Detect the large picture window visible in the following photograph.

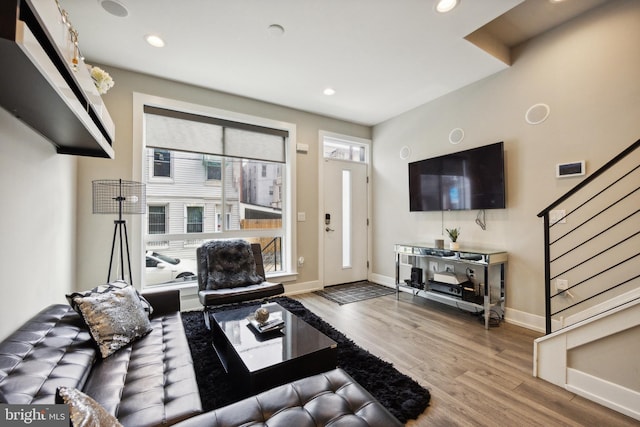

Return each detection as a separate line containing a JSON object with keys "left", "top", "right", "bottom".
{"left": 141, "top": 104, "right": 292, "bottom": 287}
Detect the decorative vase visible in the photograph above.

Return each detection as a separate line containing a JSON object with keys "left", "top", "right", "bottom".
{"left": 449, "top": 242, "right": 459, "bottom": 250}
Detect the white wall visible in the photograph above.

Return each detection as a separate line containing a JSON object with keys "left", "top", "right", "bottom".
{"left": 371, "top": 0, "right": 640, "bottom": 329}
{"left": 0, "top": 108, "right": 77, "bottom": 340}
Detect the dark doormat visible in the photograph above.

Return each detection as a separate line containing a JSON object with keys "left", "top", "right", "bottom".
{"left": 314, "top": 281, "right": 395, "bottom": 305}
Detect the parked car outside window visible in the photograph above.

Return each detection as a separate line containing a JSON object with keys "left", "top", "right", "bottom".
{"left": 145, "top": 251, "right": 197, "bottom": 285}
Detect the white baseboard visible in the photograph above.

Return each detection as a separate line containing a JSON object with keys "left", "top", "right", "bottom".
{"left": 567, "top": 368, "right": 640, "bottom": 421}
{"left": 284, "top": 280, "right": 322, "bottom": 295}
{"left": 371, "top": 273, "right": 542, "bottom": 332}
{"left": 504, "top": 307, "right": 545, "bottom": 333}
{"left": 369, "top": 273, "right": 395, "bottom": 287}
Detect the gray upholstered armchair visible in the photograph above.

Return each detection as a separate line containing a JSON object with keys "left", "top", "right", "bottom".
{"left": 197, "top": 239, "right": 284, "bottom": 322}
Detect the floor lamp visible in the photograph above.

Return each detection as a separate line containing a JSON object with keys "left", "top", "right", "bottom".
{"left": 92, "top": 179, "right": 146, "bottom": 286}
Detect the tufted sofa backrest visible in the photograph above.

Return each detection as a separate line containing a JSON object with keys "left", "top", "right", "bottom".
{"left": 0, "top": 305, "right": 96, "bottom": 404}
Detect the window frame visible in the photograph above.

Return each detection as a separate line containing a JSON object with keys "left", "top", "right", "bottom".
{"left": 184, "top": 204, "right": 204, "bottom": 233}
{"left": 133, "top": 93, "right": 298, "bottom": 289}
{"left": 204, "top": 155, "right": 222, "bottom": 181}
{"left": 147, "top": 149, "right": 174, "bottom": 184}
{"left": 148, "top": 204, "right": 167, "bottom": 234}
{"left": 152, "top": 148, "right": 172, "bottom": 177}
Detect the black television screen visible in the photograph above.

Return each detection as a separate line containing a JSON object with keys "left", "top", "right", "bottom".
{"left": 409, "top": 142, "right": 506, "bottom": 211}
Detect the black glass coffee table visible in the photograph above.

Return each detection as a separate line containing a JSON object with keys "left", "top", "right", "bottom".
{"left": 209, "top": 302, "right": 337, "bottom": 394}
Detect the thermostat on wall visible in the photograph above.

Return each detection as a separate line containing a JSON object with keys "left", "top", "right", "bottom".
{"left": 556, "top": 161, "right": 585, "bottom": 178}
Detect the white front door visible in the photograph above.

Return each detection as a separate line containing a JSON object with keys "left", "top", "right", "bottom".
{"left": 323, "top": 159, "right": 368, "bottom": 286}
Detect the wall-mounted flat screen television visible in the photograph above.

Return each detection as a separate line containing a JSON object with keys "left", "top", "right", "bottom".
{"left": 409, "top": 141, "right": 506, "bottom": 211}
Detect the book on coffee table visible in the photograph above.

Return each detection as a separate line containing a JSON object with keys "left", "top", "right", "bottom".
{"left": 248, "top": 317, "right": 285, "bottom": 333}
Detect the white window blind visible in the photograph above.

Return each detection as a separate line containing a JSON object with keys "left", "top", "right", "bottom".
{"left": 224, "top": 128, "right": 285, "bottom": 163}
{"left": 145, "top": 114, "right": 223, "bottom": 155}
{"left": 144, "top": 106, "right": 286, "bottom": 163}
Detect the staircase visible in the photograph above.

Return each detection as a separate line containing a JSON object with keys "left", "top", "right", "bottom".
{"left": 534, "top": 138, "right": 640, "bottom": 421}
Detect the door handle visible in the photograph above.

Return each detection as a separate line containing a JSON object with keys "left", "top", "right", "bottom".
{"left": 325, "top": 227, "right": 335, "bottom": 232}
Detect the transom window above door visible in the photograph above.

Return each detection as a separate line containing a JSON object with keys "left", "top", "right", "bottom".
{"left": 323, "top": 137, "right": 368, "bottom": 163}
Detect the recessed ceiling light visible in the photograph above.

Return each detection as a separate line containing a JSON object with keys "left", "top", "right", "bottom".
{"left": 323, "top": 88, "right": 336, "bottom": 96}
{"left": 549, "top": 0, "right": 567, "bottom": 3}
{"left": 435, "top": 0, "right": 459, "bottom": 13}
{"left": 145, "top": 34, "right": 165, "bottom": 48}
{"left": 268, "top": 24, "right": 285, "bottom": 37}
{"left": 98, "top": 0, "right": 129, "bottom": 18}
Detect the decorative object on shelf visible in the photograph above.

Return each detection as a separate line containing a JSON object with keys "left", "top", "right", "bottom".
{"left": 434, "top": 238, "right": 444, "bottom": 249}
{"left": 88, "top": 65, "right": 115, "bottom": 94}
{"left": 92, "top": 179, "right": 146, "bottom": 285}
{"left": 56, "top": 0, "right": 114, "bottom": 94}
{"left": 55, "top": 0, "right": 82, "bottom": 70}
{"left": 254, "top": 307, "right": 270, "bottom": 324}
{"left": 445, "top": 227, "right": 460, "bottom": 250}
{"left": 70, "top": 27, "right": 80, "bottom": 70}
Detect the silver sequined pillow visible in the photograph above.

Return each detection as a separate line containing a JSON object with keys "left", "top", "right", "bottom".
{"left": 72, "top": 285, "right": 152, "bottom": 358}
{"left": 56, "top": 386, "right": 123, "bottom": 427}
{"left": 67, "top": 280, "right": 153, "bottom": 316}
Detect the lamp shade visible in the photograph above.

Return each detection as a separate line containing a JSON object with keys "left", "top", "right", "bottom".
{"left": 92, "top": 179, "right": 146, "bottom": 215}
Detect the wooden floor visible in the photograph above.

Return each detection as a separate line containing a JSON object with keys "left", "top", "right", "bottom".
{"left": 292, "top": 291, "right": 639, "bottom": 427}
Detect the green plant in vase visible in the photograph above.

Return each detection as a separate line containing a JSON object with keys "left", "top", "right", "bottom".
{"left": 446, "top": 227, "right": 460, "bottom": 250}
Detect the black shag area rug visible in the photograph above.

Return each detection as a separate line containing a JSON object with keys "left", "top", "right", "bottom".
{"left": 181, "top": 296, "right": 430, "bottom": 424}
{"left": 314, "top": 281, "right": 396, "bottom": 305}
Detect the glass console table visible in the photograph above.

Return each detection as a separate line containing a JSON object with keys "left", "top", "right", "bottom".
{"left": 394, "top": 243, "right": 507, "bottom": 329}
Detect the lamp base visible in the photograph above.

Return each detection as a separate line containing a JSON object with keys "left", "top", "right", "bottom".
{"left": 108, "top": 219, "right": 133, "bottom": 285}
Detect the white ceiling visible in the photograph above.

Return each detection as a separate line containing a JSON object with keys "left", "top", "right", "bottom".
{"left": 59, "top": 0, "right": 608, "bottom": 126}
